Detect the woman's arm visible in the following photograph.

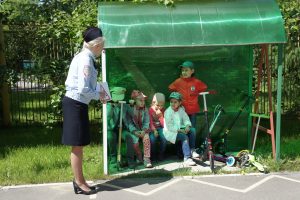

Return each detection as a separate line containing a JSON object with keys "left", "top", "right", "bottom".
{"left": 77, "top": 56, "right": 100, "bottom": 100}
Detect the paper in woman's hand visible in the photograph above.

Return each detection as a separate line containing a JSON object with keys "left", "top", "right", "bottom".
{"left": 96, "top": 82, "right": 111, "bottom": 101}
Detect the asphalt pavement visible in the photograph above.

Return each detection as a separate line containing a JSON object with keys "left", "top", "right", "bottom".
{"left": 1, "top": 172, "right": 300, "bottom": 200}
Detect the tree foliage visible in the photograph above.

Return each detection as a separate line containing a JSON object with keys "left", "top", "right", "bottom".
{"left": 0, "top": 0, "right": 177, "bottom": 85}
{"left": 278, "top": 0, "right": 300, "bottom": 47}
{"left": 278, "top": 0, "right": 300, "bottom": 113}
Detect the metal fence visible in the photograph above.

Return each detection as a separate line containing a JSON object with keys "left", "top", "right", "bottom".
{"left": 10, "top": 72, "right": 102, "bottom": 126}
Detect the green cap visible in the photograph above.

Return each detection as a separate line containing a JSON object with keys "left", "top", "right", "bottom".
{"left": 110, "top": 87, "right": 126, "bottom": 102}
{"left": 169, "top": 92, "right": 182, "bottom": 100}
{"left": 179, "top": 61, "right": 194, "bottom": 69}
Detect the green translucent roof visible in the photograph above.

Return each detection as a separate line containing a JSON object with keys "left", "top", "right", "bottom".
{"left": 98, "top": 0, "right": 286, "bottom": 48}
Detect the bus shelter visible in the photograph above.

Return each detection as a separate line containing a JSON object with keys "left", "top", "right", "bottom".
{"left": 98, "top": 0, "right": 286, "bottom": 175}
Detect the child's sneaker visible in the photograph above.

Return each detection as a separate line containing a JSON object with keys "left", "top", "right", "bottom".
{"left": 184, "top": 158, "right": 196, "bottom": 166}
{"left": 192, "top": 150, "right": 200, "bottom": 158}
{"left": 144, "top": 158, "right": 153, "bottom": 168}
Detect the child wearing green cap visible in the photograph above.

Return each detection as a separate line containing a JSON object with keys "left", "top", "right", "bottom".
{"left": 169, "top": 61, "right": 207, "bottom": 128}
{"left": 163, "top": 92, "right": 200, "bottom": 166}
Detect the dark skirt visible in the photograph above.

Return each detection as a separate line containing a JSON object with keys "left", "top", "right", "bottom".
{"left": 62, "top": 96, "right": 90, "bottom": 146}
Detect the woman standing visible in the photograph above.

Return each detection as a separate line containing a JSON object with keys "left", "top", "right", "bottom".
{"left": 62, "top": 27, "right": 105, "bottom": 195}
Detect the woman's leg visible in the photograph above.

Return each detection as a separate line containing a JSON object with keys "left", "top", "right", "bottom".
{"left": 71, "top": 146, "right": 90, "bottom": 191}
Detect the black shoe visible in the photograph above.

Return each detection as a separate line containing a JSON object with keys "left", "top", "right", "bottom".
{"left": 73, "top": 180, "right": 97, "bottom": 195}
{"left": 89, "top": 186, "right": 96, "bottom": 190}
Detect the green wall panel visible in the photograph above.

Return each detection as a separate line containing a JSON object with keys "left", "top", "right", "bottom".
{"left": 106, "top": 45, "right": 251, "bottom": 153}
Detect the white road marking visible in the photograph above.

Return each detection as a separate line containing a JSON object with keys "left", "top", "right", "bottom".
{"left": 187, "top": 175, "right": 300, "bottom": 193}
{"left": 241, "top": 175, "right": 275, "bottom": 193}
{"left": 102, "top": 178, "right": 181, "bottom": 196}
{"left": 1, "top": 181, "right": 94, "bottom": 190}
{"left": 144, "top": 178, "right": 181, "bottom": 196}
{"left": 1, "top": 173, "right": 300, "bottom": 197}
{"left": 102, "top": 183, "right": 148, "bottom": 196}
{"left": 1, "top": 182, "right": 71, "bottom": 190}
{"left": 101, "top": 174, "right": 300, "bottom": 196}
{"left": 274, "top": 175, "right": 300, "bottom": 183}
{"left": 89, "top": 194, "right": 97, "bottom": 199}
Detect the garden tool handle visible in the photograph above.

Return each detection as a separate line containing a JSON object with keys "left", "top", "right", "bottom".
{"left": 117, "top": 101, "right": 126, "bottom": 162}
{"left": 118, "top": 101, "right": 126, "bottom": 128}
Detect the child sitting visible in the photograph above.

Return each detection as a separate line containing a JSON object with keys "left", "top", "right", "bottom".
{"left": 149, "top": 93, "right": 167, "bottom": 161}
{"left": 106, "top": 87, "right": 129, "bottom": 170}
{"left": 126, "top": 90, "right": 153, "bottom": 168}
{"left": 163, "top": 92, "right": 200, "bottom": 166}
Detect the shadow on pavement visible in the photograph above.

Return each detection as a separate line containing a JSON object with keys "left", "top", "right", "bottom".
{"left": 92, "top": 168, "right": 180, "bottom": 193}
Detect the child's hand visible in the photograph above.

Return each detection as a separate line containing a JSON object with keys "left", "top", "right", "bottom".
{"left": 139, "top": 131, "right": 145, "bottom": 138}
{"left": 134, "top": 131, "right": 142, "bottom": 138}
{"left": 185, "top": 126, "right": 190, "bottom": 134}
{"left": 155, "top": 109, "right": 163, "bottom": 117}
{"left": 177, "top": 129, "right": 184, "bottom": 133}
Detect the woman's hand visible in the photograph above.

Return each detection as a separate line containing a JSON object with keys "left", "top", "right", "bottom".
{"left": 99, "top": 91, "right": 107, "bottom": 104}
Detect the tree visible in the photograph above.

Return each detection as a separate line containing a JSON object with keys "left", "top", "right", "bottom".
{"left": 278, "top": 0, "right": 300, "bottom": 113}
{"left": 0, "top": 20, "right": 11, "bottom": 126}
{"left": 0, "top": 0, "right": 41, "bottom": 126}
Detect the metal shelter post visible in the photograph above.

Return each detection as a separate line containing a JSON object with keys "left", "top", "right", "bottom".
{"left": 101, "top": 49, "right": 108, "bottom": 175}
{"left": 276, "top": 44, "right": 284, "bottom": 161}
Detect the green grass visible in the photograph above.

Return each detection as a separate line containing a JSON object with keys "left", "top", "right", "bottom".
{"left": 0, "top": 125, "right": 104, "bottom": 185}
{"left": 0, "top": 116, "right": 299, "bottom": 186}
{"left": 253, "top": 115, "right": 300, "bottom": 172}
{"left": 253, "top": 136, "right": 300, "bottom": 172}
